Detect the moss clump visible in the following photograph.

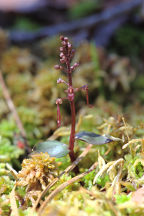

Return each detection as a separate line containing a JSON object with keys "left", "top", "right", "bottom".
{"left": 0, "top": 176, "right": 15, "bottom": 215}
{"left": 16, "top": 153, "right": 61, "bottom": 206}
{"left": 0, "top": 136, "right": 24, "bottom": 164}
{"left": 17, "top": 153, "right": 60, "bottom": 191}
{"left": 32, "top": 68, "right": 66, "bottom": 134}
{"left": 1, "top": 47, "right": 37, "bottom": 75}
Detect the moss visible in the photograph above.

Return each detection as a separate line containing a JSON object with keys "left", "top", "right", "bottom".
{"left": 0, "top": 34, "right": 144, "bottom": 215}
{"left": 1, "top": 47, "right": 37, "bottom": 74}
{"left": 115, "top": 194, "right": 131, "bottom": 204}
{"left": 0, "top": 174, "right": 15, "bottom": 215}
{"left": 96, "top": 174, "right": 110, "bottom": 188}
{"left": 0, "top": 137, "right": 23, "bottom": 163}
{"left": 0, "top": 119, "right": 18, "bottom": 138}
{"left": 17, "top": 153, "right": 60, "bottom": 190}
{"left": 82, "top": 170, "right": 95, "bottom": 189}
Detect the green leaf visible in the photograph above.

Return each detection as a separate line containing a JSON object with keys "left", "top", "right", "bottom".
{"left": 75, "top": 131, "right": 112, "bottom": 145}
{"left": 33, "top": 140, "right": 69, "bottom": 158}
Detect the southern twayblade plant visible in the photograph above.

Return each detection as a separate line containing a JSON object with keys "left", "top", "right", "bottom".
{"left": 54, "top": 36, "right": 90, "bottom": 162}
{"left": 34, "top": 36, "right": 114, "bottom": 161}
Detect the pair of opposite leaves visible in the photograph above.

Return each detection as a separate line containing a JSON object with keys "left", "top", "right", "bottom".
{"left": 33, "top": 131, "right": 121, "bottom": 158}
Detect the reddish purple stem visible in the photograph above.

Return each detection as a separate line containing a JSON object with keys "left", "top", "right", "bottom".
{"left": 69, "top": 100, "right": 76, "bottom": 162}
{"left": 57, "top": 103, "right": 61, "bottom": 127}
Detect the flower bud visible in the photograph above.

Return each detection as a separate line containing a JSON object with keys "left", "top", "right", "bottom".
{"left": 74, "top": 63, "right": 79, "bottom": 67}
{"left": 60, "top": 52, "right": 64, "bottom": 58}
{"left": 60, "top": 58, "right": 65, "bottom": 64}
{"left": 57, "top": 78, "right": 64, "bottom": 84}
{"left": 54, "top": 65, "right": 60, "bottom": 70}
{"left": 62, "top": 41, "right": 66, "bottom": 46}
{"left": 71, "top": 49, "right": 75, "bottom": 54}
{"left": 60, "top": 35, "right": 64, "bottom": 41}
{"left": 60, "top": 47, "right": 63, "bottom": 52}
{"left": 56, "top": 98, "right": 62, "bottom": 104}
{"left": 68, "top": 43, "right": 72, "bottom": 49}
{"left": 64, "top": 37, "right": 68, "bottom": 42}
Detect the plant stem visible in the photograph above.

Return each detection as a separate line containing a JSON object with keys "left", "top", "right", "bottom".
{"left": 56, "top": 36, "right": 80, "bottom": 164}
{"left": 69, "top": 100, "right": 76, "bottom": 162}
{"left": 66, "top": 59, "right": 76, "bottom": 162}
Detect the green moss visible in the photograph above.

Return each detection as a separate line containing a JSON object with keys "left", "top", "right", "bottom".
{"left": 96, "top": 174, "right": 110, "bottom": 187}
{"left": 0, "top": 176, "right": 15, "bottom": 215}
{"left": 115, "top": 194, "right": 131, "bottom": 204}
{"left": 0, "top": 137, "right": 23, "bottom": 162}
{"left": 134, "top": 161, "right": 144, "bottom": 178}
{"left": 0, "top": 34, "right": 144, "bottom": 215}
{"left": 55, "top": 155, "right": 71, "bottom": 170}
{"left": 12, "top": 208, "right": 38, "bottom": 216}
{"left": 0, "top": 176, "right": 14, "bottom": 194}
{"left": 82, "top": 170, "right": 95, "bottom": 189}
{"left": 0, "top": 120, "right": 18, "bottom": 138}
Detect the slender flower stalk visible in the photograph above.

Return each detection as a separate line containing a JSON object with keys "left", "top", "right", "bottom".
{"left": 55, "top": 36, "right": 90, "bottom": 163}
{"left": 56, "top": 98, "right": 62, "bottom": 128}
